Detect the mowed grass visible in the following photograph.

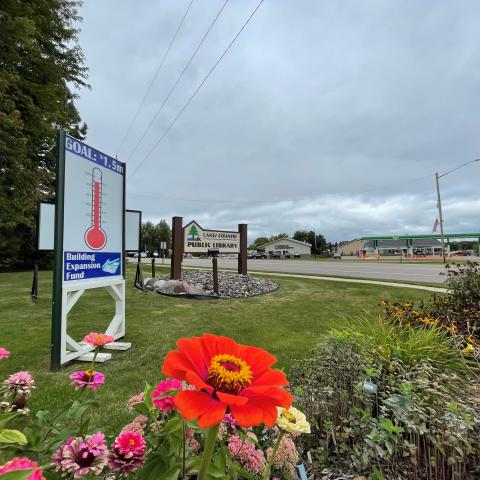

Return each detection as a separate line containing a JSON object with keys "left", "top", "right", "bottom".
{"left": 0, "top": 265, "right": 431, "bottom": 433}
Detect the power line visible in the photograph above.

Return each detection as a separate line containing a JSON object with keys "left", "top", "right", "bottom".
{"left": 355, "top": 173, "right": 433, "bottom": 195}
{"left": 115, "top": 0, "right": 195, "bottom": 156}
{"left": 127, "top": 171, "right": 434, "bottom": 205}
{"left": 128, "top": 0, "right": 265, "bottom": 179}
{"left": 126, "top": 0, "right": 230, "bottom": 163}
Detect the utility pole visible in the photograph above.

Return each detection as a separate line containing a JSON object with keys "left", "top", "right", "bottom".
{"left": 435, "top": 172, "right": 446, "bottom": 263}
{"left": 434, "top": 158, "right": 480, "bottom": 264}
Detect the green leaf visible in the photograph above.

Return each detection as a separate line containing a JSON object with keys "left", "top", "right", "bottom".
{"left": 157, "top": 465, "right": 181, "bottom": 480}
{"left": 161, "top": 415, "right": 182, "bottom": 435}
{"left": 206, "top": 463, "right": 227, "bottom": 478}
{"left": 0, "top": 429, "right": 28, "bottom": 445}
{"left": 0, "top": 412, "right": 19, "bottom": 429}
{"left": 0, "top": 469, "right": 36, "bottom": 480}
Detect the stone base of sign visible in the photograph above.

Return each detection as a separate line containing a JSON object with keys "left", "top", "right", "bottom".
{"left": 76, "top": 352, "right": 112, "bottom": 363}
{"left": 144, "top": 271, "right": 278, "bottom": 299}
{"left": 103, "top": 342, "right": 132, "bottom": 351}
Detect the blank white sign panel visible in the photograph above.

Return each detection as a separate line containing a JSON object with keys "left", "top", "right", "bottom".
{"left": 38, "top": 203, "right": 55, "bottom": 251}
{"left": 125, "top": 210, "right": 141, "bottom": 251}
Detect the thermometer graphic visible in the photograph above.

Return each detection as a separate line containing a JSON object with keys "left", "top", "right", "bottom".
{"left": 84, "top": 167, "right": 107, "bottom": 250}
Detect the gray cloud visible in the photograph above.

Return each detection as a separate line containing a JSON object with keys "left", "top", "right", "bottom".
{"left": 75, "top": 0, "right": 480, "bottom": 241}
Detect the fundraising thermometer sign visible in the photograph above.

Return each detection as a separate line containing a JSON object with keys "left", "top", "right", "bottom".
{"left": 62, "top": 135, "right": 125, "bottom": 283}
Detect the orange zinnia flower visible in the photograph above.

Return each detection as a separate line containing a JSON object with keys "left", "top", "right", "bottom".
{"left": 162, "top": 334, "right": 292, "bottom": 429}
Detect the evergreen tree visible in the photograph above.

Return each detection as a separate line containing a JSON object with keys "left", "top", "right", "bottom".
{"left": 0, "top": 0, "right": 88, "bottom": 266}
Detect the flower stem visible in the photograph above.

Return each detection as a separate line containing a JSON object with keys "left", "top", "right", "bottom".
{"left": 90, "top": 348, "right": 98, "bottom": 371}
{"left": 198, "top": 423, "right": 220, "bottom": 480}
{"left": 182, "top": 420, "right": 186, "bottom": 478}
{"left": 264, "top": 431, "right": 285, "bottom": 480}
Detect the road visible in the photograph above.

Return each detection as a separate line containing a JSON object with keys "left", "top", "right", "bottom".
{"left": 139, "top": 257, "right": 449, "bottom": 284}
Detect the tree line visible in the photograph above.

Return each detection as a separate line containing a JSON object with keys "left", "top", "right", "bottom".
{"left": 140, "top": 220, "right": 171, "bottom": 256}
{"left": 1, "top": 0, "right": 88, "bottom": 266}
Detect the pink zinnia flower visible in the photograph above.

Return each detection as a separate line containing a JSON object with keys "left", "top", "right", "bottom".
{"left": 69, "top": 370, "right": 105, "bottom": 391}
{"left": 108, "top": 432, "right": 146, "bottom": 475}
{"left": 0, "top": 347, "right": 10, "bottom": 360}
{"left": 3, "top": 371, "right": 35, "bottom": 397}
{"left": 83, "top": 332, "right": 114, "bottom": 347}
{"left": 151, "top": 379, "right": 182, "bottom": 411}
{"left": 0, "top": 457, "right": 45, "bottom": 480}
{"left": 52, "top": 432, "right": 108, "bottom": 477}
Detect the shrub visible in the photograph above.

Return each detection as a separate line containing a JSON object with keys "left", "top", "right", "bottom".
{"left": 444, "top": 261, "right": 480, "bottom": 307}
{"left": 290, "top": 317, "right": 480, "bottom": 480}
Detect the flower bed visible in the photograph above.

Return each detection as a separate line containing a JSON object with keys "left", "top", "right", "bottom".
{"left": 0, "top": 333, "right": 310, "bottom": 479}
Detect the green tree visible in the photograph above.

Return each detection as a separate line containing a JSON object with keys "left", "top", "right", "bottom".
{"left": 0, "top": 0, "right": 88, "bottom": 266}
{"left": 293, "top": 230, "right": 310, "bottom": 243}
{"left": 249, "top": 237, "right": 270, "bottom": 250}
{"left": 293, "top": 230, "right": 327, "bottom": 255}
{"left": 141, "top": 221, "right": 155, "bottom": 254}
{"left": 270, "top": 233, "right": 288, "bottom": 241}
{"left": 156, "top": 219, "right": 171, "bottom": 251}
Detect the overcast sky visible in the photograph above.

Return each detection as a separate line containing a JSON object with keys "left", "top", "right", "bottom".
{"left": 75, "top": 0, "right": 480, "bottom": 242}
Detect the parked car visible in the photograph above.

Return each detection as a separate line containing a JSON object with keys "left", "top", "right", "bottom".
{"left": 449, "top": 250, "right": 470, "bottom": 257}
{"left": 294, "top": 253, "right": 301, "bottom": 258}
{"left": 333, "top": 253, "right": 342, "bottom": 260}
{"left": 133, "top": 252, "right": 147, "bottom": 258}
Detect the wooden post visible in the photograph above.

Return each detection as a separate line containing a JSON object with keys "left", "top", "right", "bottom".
{"left": 238, "top": 223, "right": 247, "bottom": 275}
{"left": 151, "top": 257, "right": 155, "bottom": 277}
{"left": 171, "top": 216, "right": 183, "bottom": 280}
{"left": 31, "top": 261, "right": 39, "bottom": 303}
{"left": 134, "top": 256, "right": 145, "bottom": 291}
{"left": 212, "top": 257, "right": 219, "bottom": 295}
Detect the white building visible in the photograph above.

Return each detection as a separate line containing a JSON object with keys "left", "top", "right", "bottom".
{"left": 257, "top": 238, "right": 311, "bottom": 257}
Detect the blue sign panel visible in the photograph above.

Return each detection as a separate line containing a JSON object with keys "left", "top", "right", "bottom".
{"left": 64, "top": 252, "right": 122, "bottom": 281}
{"left": 62, "top": 134, "right": 124, "bottom": 284}
{"left": 65, "top": 135, "right": 124, "bottom": 175}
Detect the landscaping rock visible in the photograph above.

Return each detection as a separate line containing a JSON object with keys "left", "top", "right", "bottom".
{"left": 145, "top": 271, "right": 278, "bottom": 299}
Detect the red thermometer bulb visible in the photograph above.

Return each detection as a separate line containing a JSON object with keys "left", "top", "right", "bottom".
{"left": 84, "top": 168, "right": 107, "bottom": 250}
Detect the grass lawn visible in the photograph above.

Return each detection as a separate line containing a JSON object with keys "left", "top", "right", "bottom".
{"left": 0, "top": 264, "right": 432, "bottom": 433}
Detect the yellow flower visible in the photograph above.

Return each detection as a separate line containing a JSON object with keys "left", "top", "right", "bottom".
{"left": 463, "top": 344, "right": 475, "bottom": 356}
{"left": 276, "top": 406, "right": 311, "bottom": 434}
{"left": 444, "top": 324, "right": 458, "bottom": 334}
{"left": 420, "top": 317, "right": 434, "bottom": 325}
{"left": 466, "top": 335, "right": 477, "bottom": 345}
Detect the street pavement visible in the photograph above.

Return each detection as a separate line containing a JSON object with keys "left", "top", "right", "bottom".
{"left": 139, "top": 257, "right": 451, "bottom": 284}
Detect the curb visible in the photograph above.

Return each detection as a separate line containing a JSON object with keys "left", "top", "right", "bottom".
{"left": 179, "top": 266, "right": 448, "bottom": 293}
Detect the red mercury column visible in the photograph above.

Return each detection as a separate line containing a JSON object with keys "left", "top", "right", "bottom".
{"left": 84, "top": 167, "right": 107, "bottom": 250}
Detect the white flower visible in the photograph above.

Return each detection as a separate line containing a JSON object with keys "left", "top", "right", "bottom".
{"left": 276, "top": 406, "right": 310, "bottom": 434}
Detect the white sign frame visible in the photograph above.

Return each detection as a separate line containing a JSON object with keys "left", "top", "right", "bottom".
{"left": 51, "top": 131, "right": 127, "bottom": 370}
